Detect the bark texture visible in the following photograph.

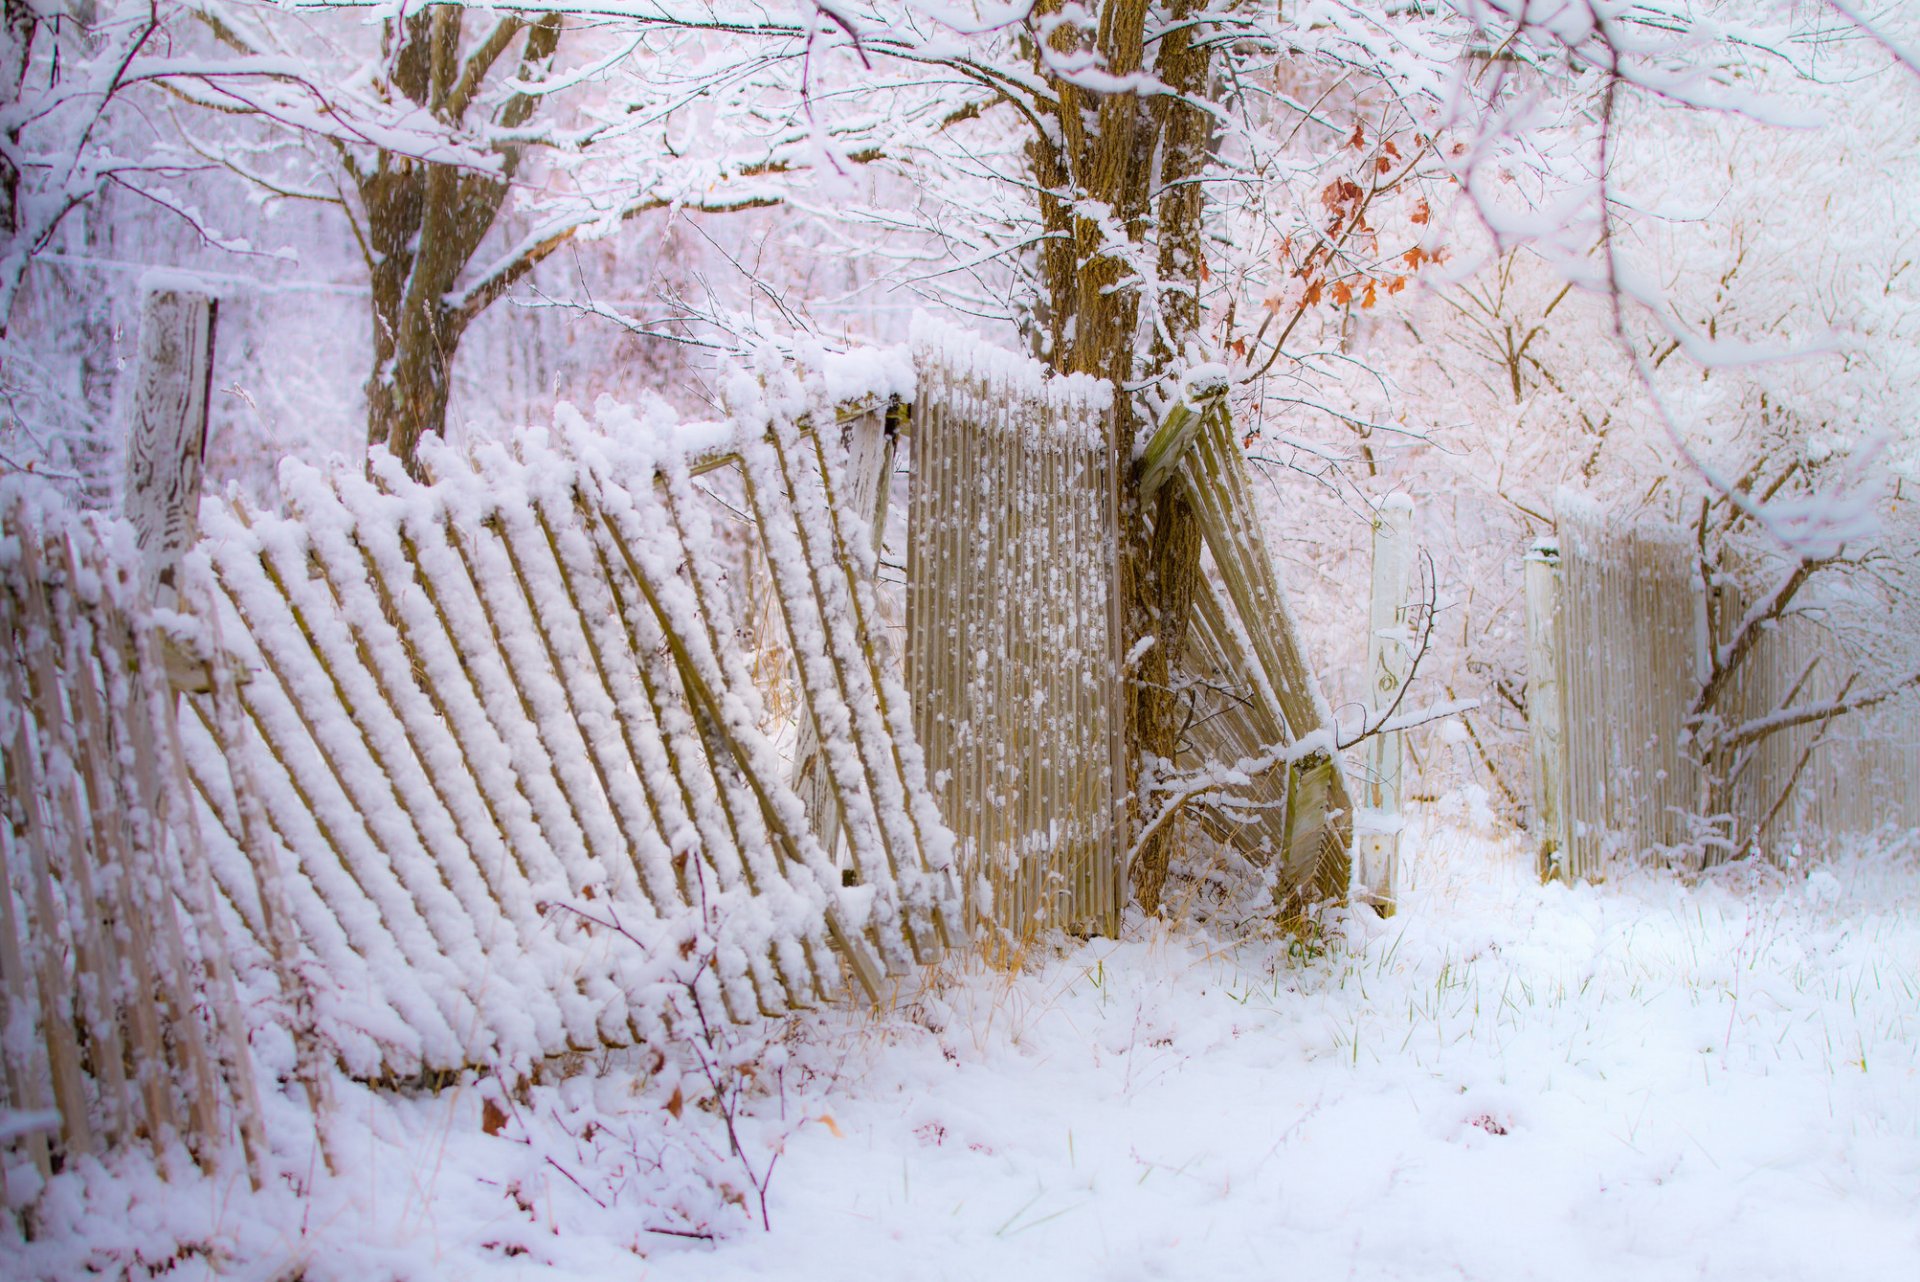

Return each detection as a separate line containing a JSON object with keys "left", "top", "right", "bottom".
{"left": 1026, "top": 0, "right": 1217, "bottom": 913}
{"left": 353, "top": 12, "right": 560, "bottom": 472}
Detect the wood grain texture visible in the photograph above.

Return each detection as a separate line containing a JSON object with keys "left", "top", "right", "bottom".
{"left": 123, "top": 289, "right": 216, "bottom": 601}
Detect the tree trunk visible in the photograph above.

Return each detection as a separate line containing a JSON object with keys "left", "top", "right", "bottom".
{"left": 357, "top": 12, "right": 558, "bottom": 474}
{"left": 1024, "top": 0, "right": 1219, "bottom": 914}
{"left": 0, "top": 0, "right": 32, "bottom": 254}
{"left": 1125, "top": 0, "right": 1214, "bottom": 912}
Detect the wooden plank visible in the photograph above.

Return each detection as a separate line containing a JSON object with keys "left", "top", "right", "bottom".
{"left": 0, "top": 579, "right": 54, "bottom": 1182}
{"left": 124, "top": 287, "right": 216, "bottom": 602}
{"left": 1524, "top": 540, "right": 1569, "bottom": 880}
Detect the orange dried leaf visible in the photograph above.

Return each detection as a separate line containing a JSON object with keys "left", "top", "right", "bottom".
{"left": 1349, "top": 123, "right": 1366, "bottom": 150}
{"left": 482, "top": 1099, "right": 508, "bottom": 1136}
{"left": 1331, "top": 280, "right": 1353, "bottom": 306}
{"left": 1410, "top": 198, "right": 1430, "bottom": 226}
{"left": 666, "top": 1087, "right": 685, "bottom": 1119}
{"left": 1361, "top": 281, "right": 1378, "bottom": 309}
{"left": 818, "top": 1114, "right": 845, "bottom": 1138}
{"left": 1304, "top": 280, "right": 1323, "bottom": 306}
{"left": 1376, "top": 155, "right": 1392, "bottom": 175}
{"left": 1404, "top": 246, "right": 1426, "bottom": 269}
{"left": 1387, "top": 276, "right": 1407, "bottom": 295}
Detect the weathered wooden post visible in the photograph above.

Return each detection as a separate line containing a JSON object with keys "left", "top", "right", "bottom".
{"left": 1355, "top": 494, "right": 1413, "bottom": 913}
{"left": 123, "top": 283, "right": 217, "bottom": 604}
{"left": 1524, "top": 538, "right": 1568, "bottom": 880}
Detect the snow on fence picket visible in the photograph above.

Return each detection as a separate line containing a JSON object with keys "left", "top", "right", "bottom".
{"left": 906, "top": 327, "right": 1128, "bottom": 937}
{"left": 0, "top": 502, "right": 267, "bottom": 1194}
{"left": 172, "top": 378, "right": 962, "bottom": 1083}
{"left": 1529, "top": 501, "right": 1920, "bottom": 878}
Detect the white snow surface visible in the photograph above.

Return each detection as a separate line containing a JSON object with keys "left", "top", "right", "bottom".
{"left": 8, "top": 802, "right": 1920, "bottom": 1280}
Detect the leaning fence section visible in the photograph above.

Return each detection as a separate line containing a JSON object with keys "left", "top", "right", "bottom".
{"left": 1140, "top": 390, "right": 1356, "bottom": 908}
{"left": 176, "top": 391, "right": 960, "bottom": 1083}
{"left": 906, "top": 328, "right": 1127, "bottom": 937}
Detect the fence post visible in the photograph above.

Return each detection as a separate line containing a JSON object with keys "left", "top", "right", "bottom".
{"left": 1524, "top": 538, "right": 1568, "bottom": 880}
{"left": 1355, "top": 494, "right": 1413, "bottom": 913}
{"left": 123, "top": 284, "right": 217, "bottom": 604}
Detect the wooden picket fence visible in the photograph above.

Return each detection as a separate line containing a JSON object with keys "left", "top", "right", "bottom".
{"left": 903, "top": 328, "right": 1354, "bottom": 932}
{"left": 1528, "top": 500, "right": 1920, "bottom": 878}
{"left": 180, "top": 390, "right": 962, "bottom": 1084}
{"left": 0, "top": 501, "right": 267, "bottom": 1192}
{"left": 907, "top": 335, "right": 1128, "bottom": 936}
{"left": 1, "top": 317, "right": 1357, "bottom": 1205}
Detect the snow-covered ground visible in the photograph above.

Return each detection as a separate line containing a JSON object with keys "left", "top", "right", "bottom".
{"left": 10, "top": 801, "right": 1920, "bottom": 1280}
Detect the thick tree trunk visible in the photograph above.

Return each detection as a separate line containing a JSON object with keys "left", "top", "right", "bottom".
{"left": 1026, "top": 0, "right": 1219, "bottom": 916}
{"left": 357, "top": 12, "right": 558, "bottom": 474}
{"left": 1125, "top": 0, "right": 1214, "bottom": 912}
